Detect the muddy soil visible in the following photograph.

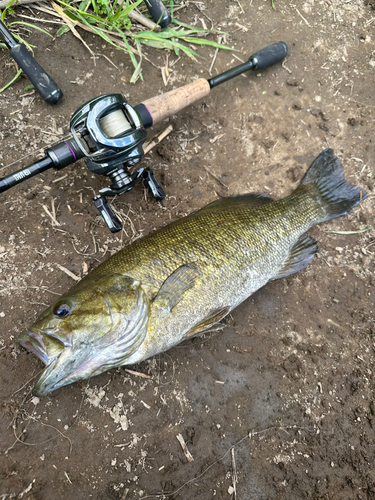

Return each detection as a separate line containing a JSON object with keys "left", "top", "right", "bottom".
{"left": 0, "top": 1, "right": 374, "bottom": 499}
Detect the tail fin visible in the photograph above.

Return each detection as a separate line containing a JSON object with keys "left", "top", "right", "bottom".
{"left": 298, "top": 149, "right": 367, "bottom": 223}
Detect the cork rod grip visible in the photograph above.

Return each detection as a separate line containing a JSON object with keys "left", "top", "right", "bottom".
{"left": 140, "top": 78, "right": 211, "bottom": 126}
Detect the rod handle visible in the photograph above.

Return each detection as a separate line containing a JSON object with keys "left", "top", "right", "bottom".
{"left": 139, "top": 78, "right": 210, "bottom": 127}
{"left": 9, "top": 43, "right": 63, "bottom": 104}
{"left": 249, "top": 41, "right": 288, "bottom": 70}
{"left": 143, "top": 0, "right": 171, "bottom": 28}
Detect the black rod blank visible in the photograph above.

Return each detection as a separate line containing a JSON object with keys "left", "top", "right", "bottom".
{"left": 208, "top": 41, "right": 289, "bottom": 89}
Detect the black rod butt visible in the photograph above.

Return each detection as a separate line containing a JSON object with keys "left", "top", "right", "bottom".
{"left": 249, "top": 41, "right": 289, "bottom": 70}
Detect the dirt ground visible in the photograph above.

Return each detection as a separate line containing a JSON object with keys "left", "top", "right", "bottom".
{"left": 0, "top": 1, "right": 374, "bottom": 499}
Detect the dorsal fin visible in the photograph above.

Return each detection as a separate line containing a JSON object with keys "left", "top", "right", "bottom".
{"left": 272, "top": 233, "right": 318, "bottom": 281}
{"left": 193, "top": 194, "right": 273, "bottom": 215}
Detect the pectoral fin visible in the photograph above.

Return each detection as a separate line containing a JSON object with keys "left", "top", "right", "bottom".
{"left": 272, "top": 233, "right": 318, "bottom": 281}
{"left": 185, "top": 306, "right": 231, "bottom": 338}
{"left": 154, "top": 263, "right": 201, "bottom": 312}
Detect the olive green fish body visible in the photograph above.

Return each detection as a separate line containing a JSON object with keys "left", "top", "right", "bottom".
{"left": 19, "top": 149, "right": 367, "bottom": 396}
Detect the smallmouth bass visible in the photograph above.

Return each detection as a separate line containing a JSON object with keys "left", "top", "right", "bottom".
{"left": 19, "top": 149, "right": 367, "bottom": 396}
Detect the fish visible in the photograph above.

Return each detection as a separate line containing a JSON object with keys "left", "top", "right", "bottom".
{"left": 19, "top": 149, "right": 367, "bottom": 396}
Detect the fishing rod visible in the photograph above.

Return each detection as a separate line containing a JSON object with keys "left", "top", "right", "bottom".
{"left": 0, "top": 19, "right": 63, "bottom": 104}
{"left": 143, "top": 0, "right": 171, "bottom": 28}
{"left": 0, "top": 41, "right": 288, "bottom": 232}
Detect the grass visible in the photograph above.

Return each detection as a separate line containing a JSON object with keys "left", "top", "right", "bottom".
{"left": 327, "top": 226, "right": 373, "bottom": 235}
{"left": 1, "top": 0, "right": 234, "bottom": 85}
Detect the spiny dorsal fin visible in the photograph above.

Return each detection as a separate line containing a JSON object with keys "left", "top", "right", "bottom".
{"left": 153, "top": 263, "right": 201, "bottom": 312}
{"left": 272, "top": 233, "right": 318, "bottom": 281}
{"left": 185, "top": 306, "right": 231, "bottom": 338}
{"left": 194, "top": 194, "right": 273, "bottom": 215}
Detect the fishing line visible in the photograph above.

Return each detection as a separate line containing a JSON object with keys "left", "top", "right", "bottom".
{"left": 0, "top": 134, "right": 72, "bottom": 173}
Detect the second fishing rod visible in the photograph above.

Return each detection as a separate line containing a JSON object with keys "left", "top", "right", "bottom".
{"left": 0, "top": 41, "right": 289, "bottom": 232}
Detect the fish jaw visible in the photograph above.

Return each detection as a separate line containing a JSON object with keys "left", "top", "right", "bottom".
{"left": 32, "top": 347, "right": 82, "bottom": 396}
{"left": 31, "top": 344, "right": 110, "bottom": 397}
{"left": 19, "top": 329, "right": 66, "bottom": 366}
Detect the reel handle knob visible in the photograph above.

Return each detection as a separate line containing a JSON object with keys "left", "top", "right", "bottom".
{"left": 143, "top": 168, "right": 165, "bottom": 201}
{"left": 94, "top": 195, "right": 122, "bottom": 233}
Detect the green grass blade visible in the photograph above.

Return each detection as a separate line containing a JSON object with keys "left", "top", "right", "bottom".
{"left": 0, "top": 68, "right": 22, "bottom": 93}
{"left": 171, "top": 18, "right": 210, "bottom": 32}
{"left": 57, "top": 25, "right": 70, "bottom": 36}
{"left": 122, "top": 0, "right": 143, "bottom": 16}
{"left": 140, "top": 38, "right": 173, "bottom": 50}
{"left": 90, "top": 0, "right": 99, "bottom": 16}
{"left": 114, "top": 26, "right": 138, "bottom": 68}
{"left": 130, "top": 39, "right": 143, "bottom": 83}
{"left": 9, "top": 21, "right": 54, "bottom": 38}
{"left": 78, "top": 0, "right": 91, "bottom": 11}
{"left": 179, "top": 36, "right": 233, "bottom": 50}
{"left": 138, "top": 27, "right": 208, "bottom": 39}
{"left": 134, "top": 32, "right": 199, "bottom": 58}
{"left": 327, "top": 226, "right": 373, "bottom": 235}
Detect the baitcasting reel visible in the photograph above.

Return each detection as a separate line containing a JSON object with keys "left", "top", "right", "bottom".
{"left": 68, "top": 93, "right": 165, "bottom": 232}
{"left": 1, "top": 92, "right": 166, "bottom": 232}
{"left": 0, "top": 42, "right": 289, "bottom": 232}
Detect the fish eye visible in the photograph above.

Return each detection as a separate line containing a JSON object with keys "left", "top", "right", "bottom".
{"left": 53, "top": 303, "right": 71, "bottom": 318}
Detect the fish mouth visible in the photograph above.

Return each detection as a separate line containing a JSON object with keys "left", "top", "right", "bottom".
{"left": 31, "top": 352, "right": 72, "bottom": 397}
{"left": 31, "top": 346, "right": 109, "bottom": 397}
{"left": 19, "top": 330, "right": 66, "bottom": 366}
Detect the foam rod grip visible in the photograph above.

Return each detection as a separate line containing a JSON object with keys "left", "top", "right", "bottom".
{"left": 141, "top": 78, "right": 211, "bottom": 126}
{"left": 249, "top": 41, "right": 289, "bottom": 70}
{"left": 9, "top": 43, "right": 63, "bottom": 104}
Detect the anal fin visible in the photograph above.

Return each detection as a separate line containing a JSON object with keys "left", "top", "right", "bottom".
{"left": 272, "top": 233, "right": 318, "bottom": 281}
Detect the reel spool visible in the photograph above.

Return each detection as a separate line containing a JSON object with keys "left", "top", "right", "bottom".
{"left": 99, "top": 109, "right": 133, "bottom": 138}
